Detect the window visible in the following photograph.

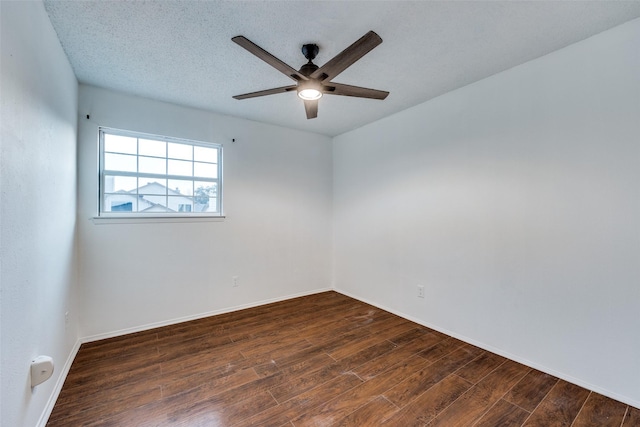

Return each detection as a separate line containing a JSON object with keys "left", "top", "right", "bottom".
{"left": 99, "top": 128, "right": 222, "bottom": 216}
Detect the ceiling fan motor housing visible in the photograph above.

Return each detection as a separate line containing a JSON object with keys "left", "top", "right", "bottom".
{"left": 299, "top": 62, "right": 319, "bottom": 77}
{"left": 300, "top": 44, "right": 320, "bottom": 77}
{"left": 301, "top": 43, "right": 319, "bottom": 61}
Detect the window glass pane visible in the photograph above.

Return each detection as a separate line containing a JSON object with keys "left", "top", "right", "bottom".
{"left": 138, "top": 178, "right": 167, "bottom": 195}
{"left": 168, "top": 142, "right": 192, "bottom": 160}
{"left": 194, "top": 146, "right": 217, "bottom": 163}
{"left": 202, "top": 199, "right": 218, "bottom": 213}
{"left": 168, "top": 196, "right": 194, "bottom": 212}
{"left": 111, "top": 201, "right": 133, "bottom": 212}
{"left": 194, "top": 162, "right": 217, "bottom": 179}
{"left": 168, "top": 159, "right": 192, "bottom": 176}
{"left": 104, "top": 153, "right": 137, "bottom": 172}
{"left": 139, "top": 156, "right": 166, "bottom": 175}
{"left": 194, "top": 196, "right": 213, "bottom": 211}
{"left": 168, "top": 179, "right": 193, "bottom": 196}
{"left": 104, "top": 175, "right": 137, "bottom": 193}
{"left": 104, "top": 194, "right": 137, "bottom": 212}
{"left": 194, "top": 182, "right": 217, "bottom": 196}
{"left": 139, "top": 139, "right": 166, "bottom": 158}
{"left": 104, "top": 134, "right": 137, "bottom": 154}
{"left": 138, "top": 198, "right": 170, "bottom": 213}
{"left": 193, "top": 181, "right": 218, "bottom": 212}
{"left": 194, "top": 182, "right": 217, "bottom": 211}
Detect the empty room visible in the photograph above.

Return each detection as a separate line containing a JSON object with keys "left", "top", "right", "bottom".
{"left": 1, "top": 1, "right": 639, "bottom": 426}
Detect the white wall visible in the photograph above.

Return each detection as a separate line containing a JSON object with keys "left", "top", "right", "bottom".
{"left": 0, "top": 2, "right": 80, "bottom": 426}
{"left": 77, "top": 85, "right": 333, "bottom": 338}
{"left": 334, "top": 18, "right": 640, "bottom": 407}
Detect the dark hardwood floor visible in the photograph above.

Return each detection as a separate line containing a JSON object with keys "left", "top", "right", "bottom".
{"left": 48, "top": 291, "right": 638, "bottom": 426}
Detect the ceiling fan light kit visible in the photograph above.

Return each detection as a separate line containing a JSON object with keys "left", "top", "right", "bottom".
{"left": 297, "top": 81, "right": 323, "bottom": 101}
{"left": 232, "top": 31, "right": 389, "bottom": 119}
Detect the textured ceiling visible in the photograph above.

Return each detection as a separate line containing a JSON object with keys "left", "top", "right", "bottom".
{"left": 43, "top": 1, "right": 640, "bottom": 137}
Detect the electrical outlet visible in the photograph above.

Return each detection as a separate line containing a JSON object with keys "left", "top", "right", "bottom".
{"left": 417, "top": 285, "right": 425, "bottom": 298}
{"left": 232, "top": 276, "right": 239, "bottom": 287}
{"left": 65, "top": 311, "right": 70, "bottom": 329}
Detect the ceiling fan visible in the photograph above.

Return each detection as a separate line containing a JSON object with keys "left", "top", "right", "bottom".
{"left": 232, "top": 31, "right": 389, "bottom": 119}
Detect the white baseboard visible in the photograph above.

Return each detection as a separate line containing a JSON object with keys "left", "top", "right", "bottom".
{"left": 36, "top": 338, "right": 82, "bottom": 427}
{"left": 81, "top": 287, "right": 333, "bottom": 343}
{"left": 334, "top": 288, "right": 640, "bottom": 410}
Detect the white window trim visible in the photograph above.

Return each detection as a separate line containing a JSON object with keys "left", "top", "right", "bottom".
{"left": 91, "top": 215, "right": 225, "bottom": 224}
{"left": 97, "top": 127, "right": 224, "bottom": 220}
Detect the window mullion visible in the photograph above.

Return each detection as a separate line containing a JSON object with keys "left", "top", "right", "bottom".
{"left": 165, "top": 150, "right": 169, "bottom": 210}
{"left": 136, "top": 138, "right": 140, "bottom": 212}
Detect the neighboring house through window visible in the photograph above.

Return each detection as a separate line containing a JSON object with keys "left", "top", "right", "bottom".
{"left": 99, "top": 128, "right": 222, "bottom": 216}
{"left": 111, "top": 201, "right": 133, "bottom": 212}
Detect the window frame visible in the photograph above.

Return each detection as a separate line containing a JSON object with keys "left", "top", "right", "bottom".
{"left": 97, "top": 127, "right": 223, "bottom": 219}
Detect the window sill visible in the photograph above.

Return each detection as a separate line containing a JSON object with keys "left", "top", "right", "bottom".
{"left": 91, "top": 215, "right": 226, "bottom": 225}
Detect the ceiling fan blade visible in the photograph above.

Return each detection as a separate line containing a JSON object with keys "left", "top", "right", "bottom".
{"left": 233, "top": 85, "right": 297, "bottom": 100}
{"left": 232, "top": 36, "right": 308, "bottom": 82}
{"left": 304, "top": 99, "right": 318, "bottom": 119}
{"left": 325, "top": 82, "right": 389, "bottom": 100}
{"left": 310, "top": 31, "right": 382, "bottom": 82}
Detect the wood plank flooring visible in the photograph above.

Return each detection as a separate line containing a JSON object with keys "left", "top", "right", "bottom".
{"left": 47, "top": 291, "right": 638, "bottom": 426}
